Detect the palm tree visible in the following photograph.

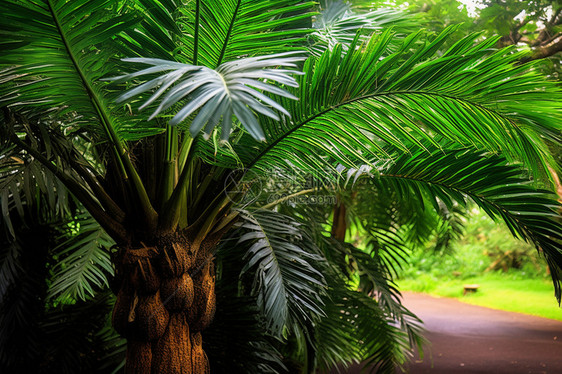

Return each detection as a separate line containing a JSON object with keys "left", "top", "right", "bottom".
{"left": 2, "top": 1, "right": 562, "bottom": 373}
{"left": 0, "top": 136, "right": 122, "bottom": 373}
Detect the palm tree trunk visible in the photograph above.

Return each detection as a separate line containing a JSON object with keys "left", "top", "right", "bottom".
{"left": 331, "top": 197, "right": 347, "bottom": 241}
{"left": 112, "top": 233, "right": 216, "bottom": 374}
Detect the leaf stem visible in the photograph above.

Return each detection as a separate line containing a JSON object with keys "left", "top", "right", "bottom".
{"left": 159, "top": 136, "right": 194, "bottom": 231}
{"left": 216, "top": 0, "right": 242, "bottom": 67}
{"left": 194, "top": 0, "right": 200, "bottom": 64}
{"left": 11, "top": 133, "right": 128, "bottom": 243}
{"left": 261, "top": 188, "right": 317, "bottom": 210}
{"left": 46, "top": 0, "right": 157, "bottom": 230}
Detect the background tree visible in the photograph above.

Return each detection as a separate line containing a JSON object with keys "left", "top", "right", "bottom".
{"left": 475, "top": 0, "right": 562, "bottom": 63}
{"left": 400, "top": 0, "right": 562, "bottom": 74}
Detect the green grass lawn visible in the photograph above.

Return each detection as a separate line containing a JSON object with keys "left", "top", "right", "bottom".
{"left": 395, "top": 207, "right": 562, "bottom": 321}
{"left": 398, "top": 272, "right": 562, "bottom": 321}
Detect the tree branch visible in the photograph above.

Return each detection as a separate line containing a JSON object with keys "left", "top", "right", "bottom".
{"left": 549, "top": 7, "right": 562, "bottom": 26}
{"left": 523, "top": 33, "right": 562, "bottom": 61}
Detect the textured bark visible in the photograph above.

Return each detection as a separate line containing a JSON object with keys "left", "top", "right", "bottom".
{"left": 522, "top": 33, "right": 562, "bottom": 62}
{"left": 112, "top": 232, "right": 215, "bottom": 374}
{"left": 331, "top": 199, "right": 347, "bottom": 241}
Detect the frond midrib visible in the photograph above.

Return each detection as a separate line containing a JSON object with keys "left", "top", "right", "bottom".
{"left": 45, "top": 0, "right": 123, "bottom": 152}
{"left": 241, "top": 212, "right": 291, "bottom": 328}
{"left": 216, "top": 0, "right": 243, "bottom": 67}
{"left": 246, "top": 89, "right": 525, "bottom": 169}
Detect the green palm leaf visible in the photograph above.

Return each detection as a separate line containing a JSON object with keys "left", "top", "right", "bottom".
{"left": 221, "top": 28, "right": 562, "bottom": 181}
{"left": 343, "top": 164, "right": 466, "bottom": 256}
{"left": 356, "top": 293, "right": 422, "bottom": 373}
{"left": 0, "top": 141, "right": 71, "bottom": 238}
{"left": 311, "top": 0, "right": 419, "bottom": 54}
{"left": 315, "top": 275, "right": 423, "bottom": 373}
{"left": 0, "top": 0, "right": 162, "bottom": 142}
{"left": 372, "top": 147, "right": 562, "bottom": 299}
{"left": 269, "top": 201, "right": 425, "bottom": 373}
{"left": 432, "top": 203, "right": 467, "bottom": 253}
{"left": 119, "top": 0, "right": 180, "bottom": 60}
{"left": 186, "top": 0, "right": 315, "bottom": 67}
{"left": 49, "top": 215, "right": 114, "bottom": 302}
{"left": 235, "top": 209, "right": 326, "bottom": 336}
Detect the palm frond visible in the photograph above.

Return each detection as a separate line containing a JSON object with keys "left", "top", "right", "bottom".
{"left": 331, "top": 238, "right": 404, "bottom": 316}
{"left": 219, "top": 28, "right": 562, "bottom": 181}
{"left": 95, "top": 319, "right": 126, "bottom": 374}
{"left": 432, "top": 202, "right": 467, "bottom": 253}
{"left": 330, "top": 178, "right": 414, "bottom": 278}
{"left": 109, "top": 53, "right": 305, "bottom": 140}
{"left": 48, "top": 215, "right": 114, "bottom": 302}
{"left": 183, "top": 0, "right": 315, "bottom": 67}
{"left": 362, "top": 227, "right": 411, "bottom": 280}
{"left": 271, "top": 200, "right": 425, "bottom": 373}
{"left": 118, "top": 0, "right": 180, "bottom": 60}
{"left": 344, "top": 165, "right": 466, "bottom": 258}
{"left": 0, "top": 1, "right": 165, "bottom": 235}
{"left": 373, "top": 147, "right": 562, "bottom": 300}
{"left": 234, "top": 209, "right": 326, "bottom": 336}
{"left": 311, "top": 0, "right": 420, "bottom": 54}
{"left": 0, "top": 141, "right": 71, "bottom": 238}
{"left": 211, "top": 214, "right": 303, "bottom": 373}
{"left": 339, "top": 241, "right": 425, "bottom": 365}
{"left": 0, "top": 0, "right": 161, "bottom": 143}
{"left": 357, "top": 293, "right": 423, "bottom": 374}
{"left": 315, "top": 276, "right": 424, "bottom": 374}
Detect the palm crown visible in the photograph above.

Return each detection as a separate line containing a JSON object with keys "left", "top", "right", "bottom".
{"left": 2, "top": 0, "right": 562, "bottom": 373}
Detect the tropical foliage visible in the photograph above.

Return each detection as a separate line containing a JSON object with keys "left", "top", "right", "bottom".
{"left": 401, "top": 0, "right": 562, "bottom": 73}
{"left": 1, "top": 0, "right": 562, "bottom": 373}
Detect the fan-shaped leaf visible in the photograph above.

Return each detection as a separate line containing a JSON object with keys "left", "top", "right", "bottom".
{"left": 112, "top": 53, "right": 305, "bottom": 140}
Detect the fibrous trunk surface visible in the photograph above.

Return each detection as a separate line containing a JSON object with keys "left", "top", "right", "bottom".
{"left": 112, "top": 233, "right": 215, "bottom": 374}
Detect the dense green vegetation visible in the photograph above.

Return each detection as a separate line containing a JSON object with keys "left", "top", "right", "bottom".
{"left": 400, "top": 274, "right": 562, "bottom": 320}
{"left": 1, "top": 1, "right": 562, "bottom": 373}
{"left": 401, "top": 208, "right": 541, "bottom": 279}
{"left": 398, "top": 208, "right": 562, "bottom": 320}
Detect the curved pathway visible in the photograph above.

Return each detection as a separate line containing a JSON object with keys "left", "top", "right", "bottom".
{"left": 400, "top": 292, "right": 562, "bottom": 374}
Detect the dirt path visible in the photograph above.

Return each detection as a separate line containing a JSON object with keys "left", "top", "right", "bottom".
{"left": 400, "top": 292, "right": 562, "bottom": 374}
